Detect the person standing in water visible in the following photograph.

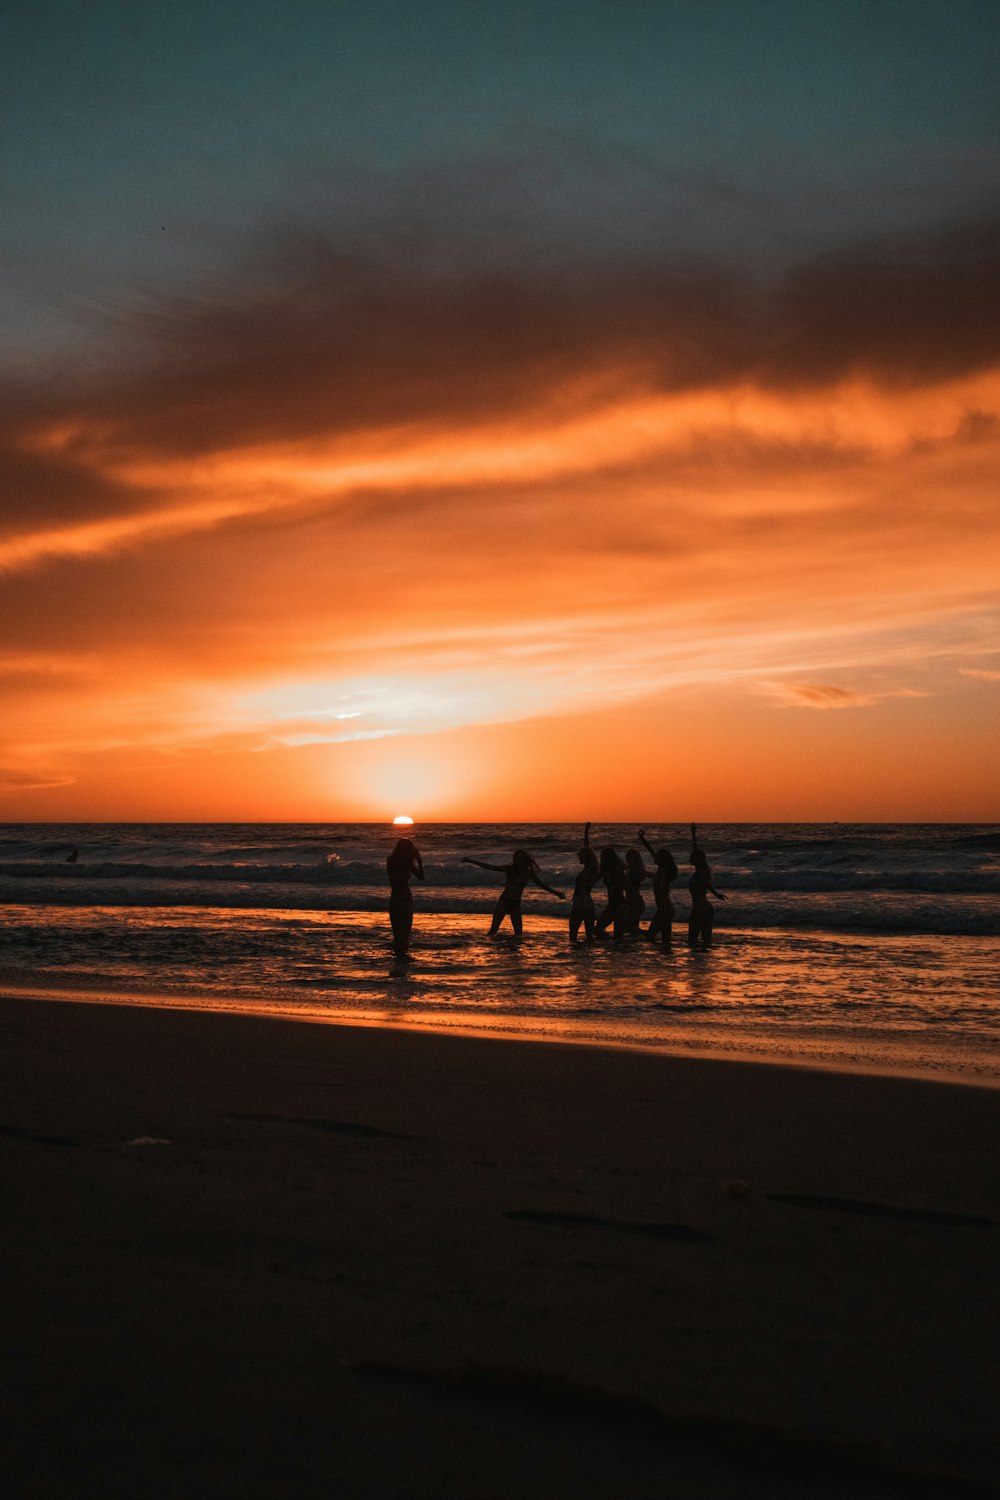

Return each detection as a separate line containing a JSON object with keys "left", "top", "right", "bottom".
{"left": 596, "top": 847, "right": 628, "bottom": 939}
{"left": 569, "top": 822, "right": 600, "bottom": 943}
{"left": 639, "top": 830, "right": 679, "bottom": 948}
{"left": 688, "top": 824, "right": 726, "bottom": 948}
{"left": 462, "top": 849, "right": 565, "bottom": 936}
{"left": 623, "top": 846, "right": 654, "bottom": 934}
{"left": 387, "top": 837, "right": 425, "bottom": 955}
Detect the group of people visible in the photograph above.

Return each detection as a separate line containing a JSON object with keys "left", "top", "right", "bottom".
{"left": 387, "top": 824, "right": 726, "bottom": 956}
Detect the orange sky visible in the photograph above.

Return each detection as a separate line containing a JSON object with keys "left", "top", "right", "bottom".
{"left": 2, "top": 223, "right": 999, "bottom": 821}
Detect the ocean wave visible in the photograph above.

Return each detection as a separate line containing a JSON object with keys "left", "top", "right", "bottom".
{"left": 1, "top": 878, "right": 998, "bottom": 934}
{"left": 2, "top": 856, "right": 1000, "bottom": 896}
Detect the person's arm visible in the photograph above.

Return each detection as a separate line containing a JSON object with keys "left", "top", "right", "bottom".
{"left": 462, "top": 857, "right": 506, "bottom": 872}
{"left": 583, "top": 821, "right": 592, "bottom": 848}
{"left": 638, "top": 829, "right": 656, "bottom": 860}
{"left": 709, "top": 884, "right": 727, "bottom": 901}
{"left": 412, "top": 852, "right": 425, "bottom": 881}
{"left": 690, "top": 822, "right": 700, "bottom": 852}
{"left": 531, "top": 872, "right": 566, "bottom": 899}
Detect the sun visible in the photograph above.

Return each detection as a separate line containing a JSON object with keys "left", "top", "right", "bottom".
{"left": 392, "top": 814, "right": 415, "bottom": 827}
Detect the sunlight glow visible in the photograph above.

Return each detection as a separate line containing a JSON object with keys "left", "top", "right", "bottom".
{"left": 392, "top": 814, "right": 414, "bottom": 826}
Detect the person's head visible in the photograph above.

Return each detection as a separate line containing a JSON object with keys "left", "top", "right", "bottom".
{"left": 691, "top": 847, "right": 710, "bottom": 873}
{"left": 388, "top": 838, "right": 416, "bottom": 872}
{"left": 578, "top": 844, "right": 599, "bottom": 871}
{"left": 625, "top": 848, "right": 644, "bottom": 874}
{"left": 656, "top": 848, "right": 679, "bottom": 880}
{"left": 512, "top": 848, "right": 537, "bottom": 875}
{"left": 599, "top": 846, "right": 623, "bottom": 879}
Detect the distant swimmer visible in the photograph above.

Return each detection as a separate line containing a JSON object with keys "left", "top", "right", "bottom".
{"left": 688, "top": 824, "right": 726, "bottom": 948}
{"left": 639, "top": 830, "right": 678, "bottom": 949}
{"left": 596, "top": 848, "right": 628, "bottom": 939}
{"left": 387, "top": 837, "right": 424, "bottom": 955}
{"left": 462, "top": 849, "right": 565, "bottom": 937}
{"left": 569, "top": 821, "right": 600, "bottom": 943}
{"left": 65, "top": 848, "right": 78, "bottom": 863}
{"left": 623, "top": 846, "right": 654, "bottom": 934}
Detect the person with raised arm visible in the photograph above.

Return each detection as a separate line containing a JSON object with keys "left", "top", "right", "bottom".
{"left": 386, "top": 837, "right": 425, "bottom": 956}
{"left": 639, "top": 830, "right": 679, "bottom": 948}
{"left": 688, "top": 823, "right": 726, "bottom": 948}
{"left": 569, "top": 821, "right": 600, "bottom": 943}
{"left": 462, "top": 848, "right": 565, "bottom": 937}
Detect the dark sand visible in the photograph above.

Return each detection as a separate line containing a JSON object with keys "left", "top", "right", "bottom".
{"left": 1, "top": 994, "right": 997, "bottom": 1498}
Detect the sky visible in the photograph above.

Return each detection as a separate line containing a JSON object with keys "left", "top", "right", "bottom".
{"left": 2, "top": 0, "right": 999, "bottom": 822}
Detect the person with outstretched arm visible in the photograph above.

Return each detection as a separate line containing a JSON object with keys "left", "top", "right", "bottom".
{"left": 463, "top": 849, "right": 565, "bottom": 937}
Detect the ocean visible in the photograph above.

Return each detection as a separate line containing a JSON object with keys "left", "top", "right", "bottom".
{"left": 1, "top": 822, "right": 998, "bottom": 1085}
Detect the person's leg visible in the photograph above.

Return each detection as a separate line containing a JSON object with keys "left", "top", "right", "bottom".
{"left": 489, "top": 898, "right": 506, "bottom": 936}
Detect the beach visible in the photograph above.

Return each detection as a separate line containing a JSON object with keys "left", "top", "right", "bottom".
{"left": 1, "top": 993, "right": 997, "bottom": 1497}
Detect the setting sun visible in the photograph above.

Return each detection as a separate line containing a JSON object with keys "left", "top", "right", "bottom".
{"left": 392, "top": 815, "right": 414, "bottom": 827}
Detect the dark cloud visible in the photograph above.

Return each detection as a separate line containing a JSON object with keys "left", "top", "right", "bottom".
{"left": 83, "top": 209, "right": 1000, "bottom": 449}
{"left": 0, "top": 435, "right": 154, "bottom": 531}
{"left": 83, "top": 252, "right": 739, "bottom": 455}
{"left": 760, "top": 218, "right": 1000, "bottom": 389}
{"left": 1, "top": 204, "right": 998, "bottom": 551}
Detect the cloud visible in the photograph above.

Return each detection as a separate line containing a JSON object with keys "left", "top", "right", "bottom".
{"left": 959, "top": 666, "right": 1000, "bottom": 681}
{"left": 2, "top": 205, "right": 998, "bottom": 554}
{"left": 763, "top": 683, "right": 930, "bottom": 710}
{"left": 759, "top": 218, "right": 1000, "bottom": 390}
{"left": 86, "top": 212, "right": 1000, "bottom": 454}
{"left": 0, "top": 766, "right": 76, "bottom": 790}
{"left": 0, "top": 186, "right": 998, "bottom": 813}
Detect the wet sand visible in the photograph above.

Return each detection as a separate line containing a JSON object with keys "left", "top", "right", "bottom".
{"left": 1, "top": 992, "right": 997, "bottom": 1498}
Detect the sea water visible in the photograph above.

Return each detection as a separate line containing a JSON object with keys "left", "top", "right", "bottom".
{"left": 1, "top": 823, "right": 998, "bottom": 1084}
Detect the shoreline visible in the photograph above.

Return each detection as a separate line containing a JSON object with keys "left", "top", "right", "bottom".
{"left": 2, "top": 976, "right": 998, "bottom": 1092}
{"left": 1, "top": 993, "right": 997, "bottom": 1496}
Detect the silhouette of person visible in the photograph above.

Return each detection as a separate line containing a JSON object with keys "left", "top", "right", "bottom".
{"left": 596, "top": 848, "right": 628, "bottom": 939}
{"left": 569, "top": 821, "right": 600, "bottom": 943}
{"left": 387, "top": 837, "right": 424, "bottom": 955}
{"left": 639, "top": 829, "right": 678, "bottom": 948}
{"left": 65, "top": 848, "right": 79, "bottom": 863}
{"left": 623, "top": 847, "right": 654, "bottom": 934}
{"left": 463, "top": 849, "right": 565, "bottom": 936}
{"left": 688, "top": 824, "right": 726, "bottom": 948}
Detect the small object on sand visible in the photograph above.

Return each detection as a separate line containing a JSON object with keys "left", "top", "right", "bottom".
{"left": 724, "top": 1179, "right": 752, "bottom": 1198}
{"left": 125, "top": 1136, "right": 172, "bottom": 1147}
